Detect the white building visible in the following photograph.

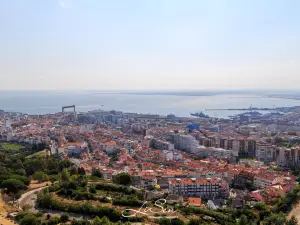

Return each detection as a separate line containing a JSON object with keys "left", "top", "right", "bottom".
{"left": 255, "top": 143, "right": 300, "bottom": 168}
{"left": 173, "top": 134, "right": 199, "bottom": 153}
{"left": 150, "top": 138, "right": 174, "bottom": 151}
{"left": 6, "top": 132, "right": 13, "bottom": 142}
{"left": 100, "top": 141, "right": 118, "bottom": 154}
{"left": 253, "top": 173, "right": 277, "bottom": 189}
{"left": 4, "top": 119, "right": 11, "bottom": 130}
{"left": 160, "top": 150, "right": 183, "bottom": 161}
{"left": 79, "top": 124, "right": 94, "bottom": 133}
{"left": 195, "top": 146, "right": 238, "bottom": 159}
{"left": 255, "top": 143, "right": 276, "bottom": 163}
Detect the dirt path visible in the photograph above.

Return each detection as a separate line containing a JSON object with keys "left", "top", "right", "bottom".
{"left": 288, "top": 201, "right": 300, "bottom": 224}
{"left": 0, "top": 197, "right": 17, "bottom": 225}
{"left": 18, "top": 186, "right": 47, "bottom": 211}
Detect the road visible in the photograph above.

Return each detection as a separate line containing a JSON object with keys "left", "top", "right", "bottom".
{"left": 17, "top": 186, "right": 92, "bottom": 220}
{"left": 17, "top": 186, "right": 46, "bottom": 212}
{"left": 16, "top": 186, "right": 152, "bottom": 224}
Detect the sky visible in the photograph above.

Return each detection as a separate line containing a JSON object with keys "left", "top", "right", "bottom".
{"left": 0, "top": 0, "right": 300, "bottom": 91}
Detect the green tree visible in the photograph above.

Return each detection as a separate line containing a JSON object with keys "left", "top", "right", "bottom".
{"left": 254, "top": 202, "right": 266, "bottom": 210}
{"left": 10, "top": 175, "right": 30, "bottom": 185}
{"left": 238, "top": 215, "right": 248, "bottom": 225}
{"left": 24, "top": 158, "right": 45, "bottom": 175}
{"left": 20, "top": 214, "right": 40, "bottom": 225}
{"left": 171, "top": 218, "right": 185, "bottom": 225}
{"left": 0, "top": 178, "right": 26, "bottom": 201}
{"left": 15, "top": 211, "right": 31, "bottom": 222}
{"left": 16, "top": 168, "right": 27, "bottom": 176}
{"left": 187, "top": 218, "right": 206, "bottom": 225}
{"left": 158, "top": 218, "right": 171, "bottom": 225}
{"left": 47, "top": 217, "right": 60, "bottom": 225}
{"left": 71, "top": 221, "right": 80, "bottom": 225}
{"left": 287, "top": 216, "right": 298, "bottom": 225}
{"left": 92, "top": 168, "right": 103, "bottom": 178}
{"left": 263, "top": 212, "right": 286, "bottom": 225}
{"left": 60, "top": 168, "right": 70, "bottom": 183}
{"left": 33, "top": 171, "right": 49, "bottom": 183}
{"left": 70, "top": 167, "right": 78, "bottom": 175}
{"left": 113, "top": 172, "right": 132, "bottom": 185}
{"left": 89, "top": 184, "right": 97, "bottom": 194}
{"left": 78, "top": 167, "right": 86, "bottom": 175}
{"left": 60, "top": 213, "right": 70, "bottom": 223}
{"left": 92, "top": 216, "right": 102, "bottom": 225}
{"left": 98, "top": 216, "right": 111, "bottom": 225}
{"left": 74, "top": 219, "right": 91, "bottom": 225}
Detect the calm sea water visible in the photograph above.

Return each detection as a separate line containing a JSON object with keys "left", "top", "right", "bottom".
{"left": 0, "top": 92, "right": 300, "bottom": 118}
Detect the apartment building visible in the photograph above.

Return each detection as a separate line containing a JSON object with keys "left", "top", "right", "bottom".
{"left": 169, "top": 178, "right": 229, "bottom": 198}
{"left": 67, "top": 142, "right": 89, "bottom": 156}
{"left": 256, "top": 143, "right": 277, "bottom": 163}
{"left": 173, "top": 134, "right": 199, "bottom": 153}
{"left": 100, "top": 141, "right": 118, "bottom": 154}
{"left": 159, "top": 150, "right": 183, "bottom": 161}
{"left": 195, "top": 146, "right": 238, "bottom": 159}
{"left": 274, "top": 147, "right": 295, "bottom": 167}
{"left": 254, "top": 173, "right": 277, "bottom": 189}
{"left": 141, "top": 176, "right": 158, "bottom": 188}
{"left": 149, "top": 138, "right": 174, "bottom": 151}
{"left": 256, "top": 144, "right": 300, "bottom": 168}
{"left": 198, "top": 135, "right": 256, "bottom": 157}
{"left": 233, "top": 170, "right": 256, "bottom": 189}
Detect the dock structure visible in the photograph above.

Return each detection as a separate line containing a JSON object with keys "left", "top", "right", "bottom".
{"left": 62, "top": 105, "right": 76, "bottom": 116}
{"left": 205, "top": 107, "right": 278, "bottom": 111}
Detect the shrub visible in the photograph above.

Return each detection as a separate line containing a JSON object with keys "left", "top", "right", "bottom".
{"left": 94, "top": 183, "right": 136, "bottom": 195}
{"left": 20, "top": 214, "right": 40, "bottom": 225}
{"left": 15, "top": 211, "right": 31, "bottom": 222}
{"left": 113, "top": 173, "right": 131, "bottom": 185}
{"left": 92, "top": 168, "right": 103, "bottom": 178}
{"left": 113, "top": 195, "right": 143, "bottom": 207}
{"left": 60, "top": 213, "right": 69, "bottom": 223}
{"left": 37, "top": 192, "right": 121, "bottom": 221}
{"left": 47, "top": 217, "right": 60, "bottom": 225}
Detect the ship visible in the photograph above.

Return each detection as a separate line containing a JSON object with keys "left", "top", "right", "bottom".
{"left": 190, "top": 111, "right": 209, "bottom": 118}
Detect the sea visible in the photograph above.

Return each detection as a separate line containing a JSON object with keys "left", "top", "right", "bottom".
{"left": 1, "top": 91, "right": 300, "bottom": 118}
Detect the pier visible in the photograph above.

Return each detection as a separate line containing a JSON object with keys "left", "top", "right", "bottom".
{"left": 205, "top": 107, "right": 278, "bottom": 111}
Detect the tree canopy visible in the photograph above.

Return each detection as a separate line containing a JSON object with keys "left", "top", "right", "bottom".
{"left": 1, "top": 178, "right": 26, "bottom": 194}
{"left": 113, "top": 173, "right": 132, "bottom": 186}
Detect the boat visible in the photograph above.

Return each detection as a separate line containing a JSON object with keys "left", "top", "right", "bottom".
{"left": 190, "top": 111, "right": 209, "bottom": 118}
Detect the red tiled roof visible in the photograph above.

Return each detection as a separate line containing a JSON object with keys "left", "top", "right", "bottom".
{"left": 170, "top": 178, "right": 218, "bottom": 185}
{"left": 249, "top": 192, "right": 265, "bottom": 202}
{"left": 188, "top": 197, "right": 201, "bottom": 205}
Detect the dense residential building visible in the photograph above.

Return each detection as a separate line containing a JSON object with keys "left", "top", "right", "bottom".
{"left": 233, "top": 170, "right": 256, "bottom": 189}
{"left": 256, "top": 143, "right": 300, "bottom": 167}
{"left": 253, "top": 173, "right": 277, "bottom": 189}
{"left": 141, "top": 176, "right": 157, "bottom": 188}
{"left": 198, "top": 135, "right": 256, "bottom": 157}
{"left": 255, "top": 142, "right": 276, "bottom": 163}
{"left": 173, "top": 134, "right": 199, "bottom": 153}
{"left": 0, "top": 107, "right": 299, "bottom": 208}
{"left": 169, "top": 178, "right": 229, "bottom": 198}
{"left": 149, "top": 138, "right": 174, "bottom": 150}
{"left": 195, "top": 146, "right": 238, "bottom": 160}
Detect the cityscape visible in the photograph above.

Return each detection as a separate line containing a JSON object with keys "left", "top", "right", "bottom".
{"left": 1, "top": 104, "right": 300, "bottom": 224}
{"left": 1, "top": 0, "right": 300, "bottom": 224}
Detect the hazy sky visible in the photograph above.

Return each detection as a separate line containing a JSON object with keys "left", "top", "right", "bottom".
{"left": 0, "top": 0, "right": 300, "bottom": 90}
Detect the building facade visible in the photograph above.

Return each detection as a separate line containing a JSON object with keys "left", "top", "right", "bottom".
{"left": 169, "top": 178, "right": 229, "bottom": 199}
{"left": 173, "top": 134, "right": 199, "bottom": 153}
